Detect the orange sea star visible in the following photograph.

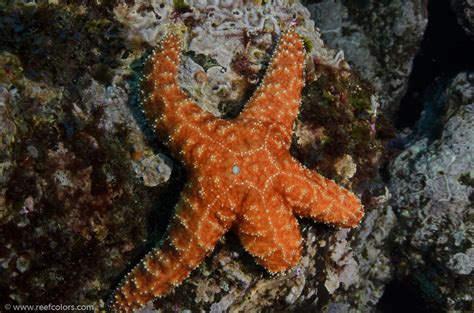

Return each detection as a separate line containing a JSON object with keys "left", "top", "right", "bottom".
{"left": 111, "top": 31, "right": 364, "bottom": 312}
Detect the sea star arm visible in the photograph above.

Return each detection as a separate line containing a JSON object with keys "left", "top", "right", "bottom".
{"left": 236, "top": 188, "right": 303, "bottom": 273}
{"left": 278, "top": 160, "right": 364, "bottom": 228}
{"left": 110, "top": 181, "right": 236, "bottom": 312}
{"left": 238, "top": 31, "right": 305, "bottom": 139}
{"left": 143, "top": 34, "right": 217, "bottom": 156}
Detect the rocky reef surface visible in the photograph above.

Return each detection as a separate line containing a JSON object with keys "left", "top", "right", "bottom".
{"left": 0, "top": 3, "right": 173, "bottom": 308}
{"left": 389, "top": 72, "right": 473, "bottom": 312}
{"left": 450, "top": 0, "right": 474, "bottom": 39}
{"left": 307, "top": 0, "right": 428, "bottom": 118}
{"left": 0, "top": 0, "right": 471, "bottom": 312}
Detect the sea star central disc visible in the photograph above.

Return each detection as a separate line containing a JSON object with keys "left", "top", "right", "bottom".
{"left": 111, "top": 31, "right": 364, "bottom": 312}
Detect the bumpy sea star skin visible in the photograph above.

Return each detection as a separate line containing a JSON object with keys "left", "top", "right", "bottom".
{"left": 111, "top": 31, "right": 364, "bottom": 312}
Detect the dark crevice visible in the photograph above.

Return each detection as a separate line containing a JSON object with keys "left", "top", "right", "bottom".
{"left": 377, "top": 278, "right": 445, "bottom": 313}
{"left": 380, "top": 0, "right": 473, "bottom": 311}
{"left": 396, "top": 0, "right": 474, "bottom": 129}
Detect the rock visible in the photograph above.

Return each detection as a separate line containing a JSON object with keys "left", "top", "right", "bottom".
{"left": 0, "top": 86, "right": 17, "bottom": 222}
{"left": 0, "top": 5, "right": 166, "bottom": 307}
{"left": 450, "top": 0, "right": 474, "bottom": 38}
{"left": 132, "top": 154, "right": 172, "bottom": 187}
{"left": 448, "top": 252, "right": 473, "bottom": 275}
{"left": 334, "top": 154, "right": 357, "bottom": 182}
{"left": 307, "top": 0, "right": 428, "bottom": 118}
{"left": 389, "top": 72, "right": 473, "bottom": 311}
{"left": 328, "top": 189, "right": 397, "bottom": 312}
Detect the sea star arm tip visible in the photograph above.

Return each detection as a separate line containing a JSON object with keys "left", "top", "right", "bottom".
{"left": 239, "top": 31, "right": 305, "bottom": 134}
{"left": 110, "top": 182, "right": 236, "bottom": 312}
{"left": 142, "top": 32, "right": 217, "bottom": 157}
{"left": 278, "top": 162, "right": 364, "bottom": 229}
{"left": 236, "top": 189, "right": 303, "bottom": 273}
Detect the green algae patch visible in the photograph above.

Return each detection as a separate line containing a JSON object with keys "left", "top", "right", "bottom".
{"left": 173, "top": 0, "right": 190, "bottom": 11}
{"left": 301, "top": 35, "right": 313, "bottom": 53}
{"left": 296, "top": 64, "right": 392, "bottom": 186}
{"left": 459, "top": 173, "right": 474, "bottom": 187}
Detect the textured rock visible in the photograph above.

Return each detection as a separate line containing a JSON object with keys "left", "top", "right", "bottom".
{"left": 389, "top": 72, "right": 473, "bottom": 311}
{"left": 0, "top": 6, "right": 168, "bottom": 308}
{"left": 325, "top": 188, "right": 396, "bottom": 312}
{"left": 307, "top": 0, "right": 428, "bottom": 117}
{"left": 450, "top": 0, "right": 474, "bottom": 38}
